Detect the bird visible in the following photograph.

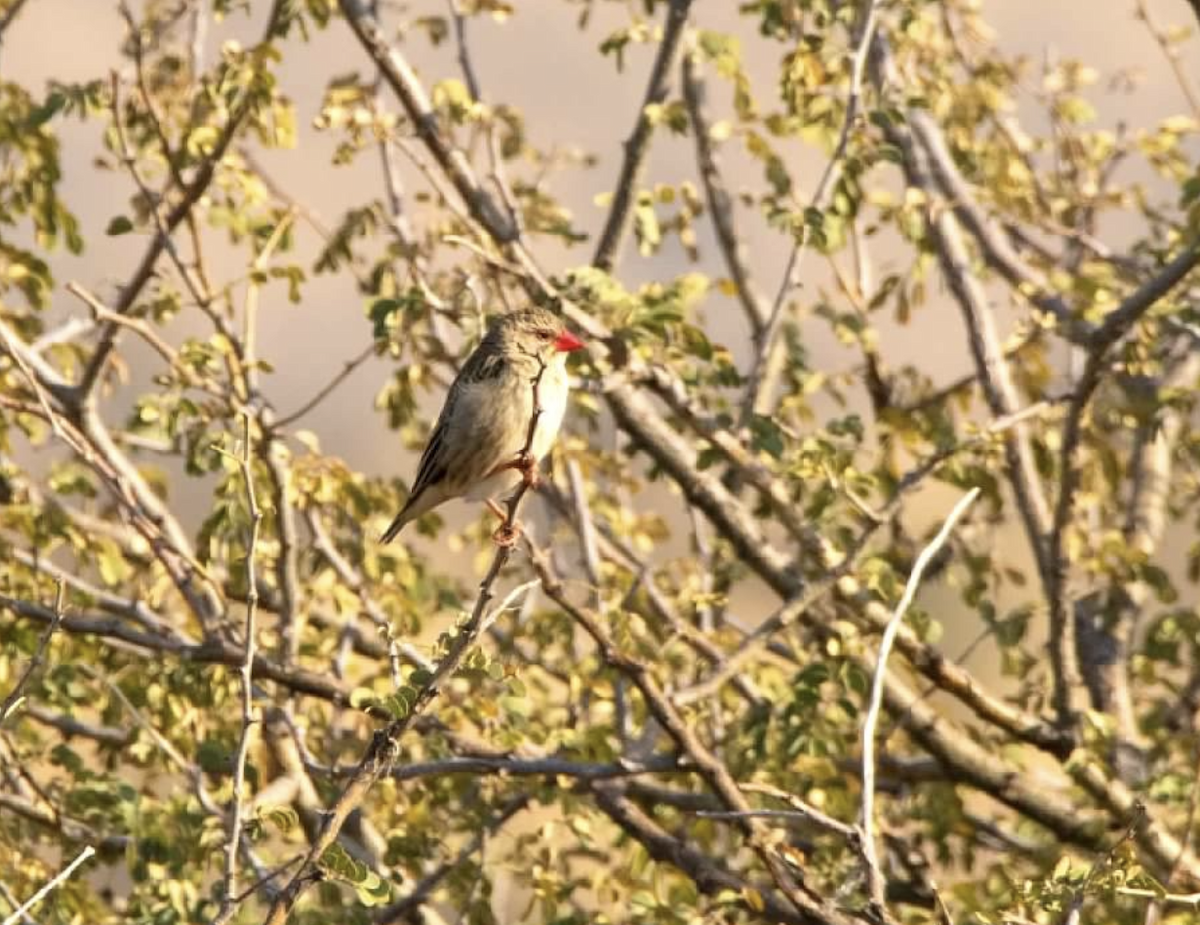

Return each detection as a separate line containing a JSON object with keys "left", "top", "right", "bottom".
{"left": 380, "top": 306, "right": 584, "bottom": 547}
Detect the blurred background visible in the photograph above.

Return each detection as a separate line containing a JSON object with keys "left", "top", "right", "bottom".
{"left": 5, "top": 0, "right": 1198, "bottom": 480}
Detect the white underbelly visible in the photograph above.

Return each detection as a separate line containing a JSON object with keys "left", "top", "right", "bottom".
{"left": 464, "top": 361, "right": 569, "bottom": 503}
{"left": 530, "top": 368, "right": 568, "bottom": 462}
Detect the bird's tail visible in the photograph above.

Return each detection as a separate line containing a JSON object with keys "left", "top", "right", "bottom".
{"left": 381, "top": 483, "right": 443, "bottom": 543}
{"left": 379, "top": 509, "right": 409, "bottom": 544}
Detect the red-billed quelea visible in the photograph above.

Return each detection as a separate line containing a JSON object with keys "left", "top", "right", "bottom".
{"left": 380, "top": 306, "right": 584, "bottom": 547}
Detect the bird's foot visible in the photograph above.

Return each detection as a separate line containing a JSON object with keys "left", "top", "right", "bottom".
{"left": 491, "top": 520, "right": 523, "bottom": 548}
{"left": 514, "top": 450, "right": 539, "bottom": 486}
{"left": 485, "top": 499, "right": 523, "bottom": 547}
{"left": 492, "top": 451, "right": 540, "bottom": 489}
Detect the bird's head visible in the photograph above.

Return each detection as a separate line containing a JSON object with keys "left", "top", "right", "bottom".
{"left": 490, "top": 306, "right": 585, "bottom": 363}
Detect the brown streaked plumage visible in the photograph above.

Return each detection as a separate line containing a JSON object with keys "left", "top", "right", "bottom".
{"left": 380, "top": 306, "right": 584, "bottom": 543}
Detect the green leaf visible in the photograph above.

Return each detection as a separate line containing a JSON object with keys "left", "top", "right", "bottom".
{"left": 106, "top": 216, "right": 135, "bottom": 236}
{"left": 749, "top": 415, "right": 785, "bottom": 459}
{"left": 27, "top": 91, "right": 66, "bottom": 127}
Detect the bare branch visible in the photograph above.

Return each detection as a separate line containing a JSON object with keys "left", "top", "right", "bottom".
{"left": 0, "top": 846, "right": 94, "bottom": 925}
{"left": 736, "top": 784, "right": 857, "bottom": 841}
{"left": 591, "top": 0, "right": 694, "bottom": 272}
{"left": 22, "top": 704, "right": 130, "bottom": 747}
{"left": 339, "top": 0, "right": 516, "bottom": 243}
{"left": 3, "top": 593, "right": 349, "bottom": 705}
{"left": 313, "top": 750, "right": 682, "bottom": 784}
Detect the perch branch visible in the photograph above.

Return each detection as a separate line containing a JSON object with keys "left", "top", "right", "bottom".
{"left": 261, "top": 359, "right": 550, "bottom": 925}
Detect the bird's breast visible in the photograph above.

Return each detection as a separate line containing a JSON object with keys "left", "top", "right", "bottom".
{"left": 530, "top": 362, "right": 570, "bottom": 462}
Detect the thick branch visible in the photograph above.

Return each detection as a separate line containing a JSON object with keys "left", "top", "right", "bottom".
{"left": 339, "top": 0, "right": 516, "bottom": 243}
{"left": 3, "top": 594, "right": 348, "bottom": 705}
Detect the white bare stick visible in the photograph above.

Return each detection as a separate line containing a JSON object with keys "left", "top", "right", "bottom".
{"left": 479, "top": 579, "right": 540, "bottom": 638}
{"left": 858, "top": 487, "right": 981, "bottom": 908}
{"left": 217, "top": 412, "right": 264, "bottom": 919}
{"left": 1, "top": 846, "right": 95, "bottom": 925}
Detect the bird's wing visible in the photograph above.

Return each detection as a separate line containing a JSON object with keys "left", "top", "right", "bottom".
{"left": 410, "top": 348, "right": 507, "bottom": 495}
{"left": 380, "top": 345, "right": 508, "bottom": 543}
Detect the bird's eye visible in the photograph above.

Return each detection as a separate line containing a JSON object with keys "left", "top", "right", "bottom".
{"left": 537, "top": 329, "right": 553, "bottom": 341}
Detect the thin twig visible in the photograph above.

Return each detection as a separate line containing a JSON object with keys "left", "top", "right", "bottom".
{"left": 1121, "top": 887, "right": 1200, "bottom": 907}
{"left": 742, "top": 0, "right": 879, "bottom": 421}
{"left": 0, "top": 846, "right": 94, "bottom": 925}
{"left": 697, "top": 808, "right": 857, "bottom": 832}
{"left": 215, "top": 413, "right": 264, "bottom": 920}
{"left": 859, "top": 488, "right": 980, "bottom": 911}
{"left": 0, "top": 879, "right": 39, "bottom": 925}
{"left": 0, "top": 323, "right": 66, "bottom": 440}
{"left": 529, "top": 543, "right": 854, "bottom": 925}
{"left": 0, "top": 580, "right": 64, "bottom": 727}
{"left": 681, "top": 53, "right": 769, "bottom": 340}
{"left": 1045, "top": 241, "right": 1200, "bottom": 726}
{"left": 672, "top": 403, "right": 1054, "bottom": 718}
{"left": 737, "top": 781, "right": 858, "bottom": 840}
{"left": 77, "top": 2, "right": 284, "bottom": 398}
{"left": 1135, "top": 0, "right": 1200, "bottom": 119}
{"left": 273, "top": 342, "right": 375, "bottom": 429}
{"left": 230, "top": 855, "right": 301, "bottom": 906}
{"left": 305, "top": 510, "right": 434, "bottom": 672}
{"left": 1060, "top": 803, "right": 1146, "bottom": 925}
{"left": 373, "top": 795, "right": 528, "bottom": 925}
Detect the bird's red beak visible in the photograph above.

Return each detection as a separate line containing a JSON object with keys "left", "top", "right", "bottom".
{"left": 554, "top": 330, "right": 585, "bottom": 353}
